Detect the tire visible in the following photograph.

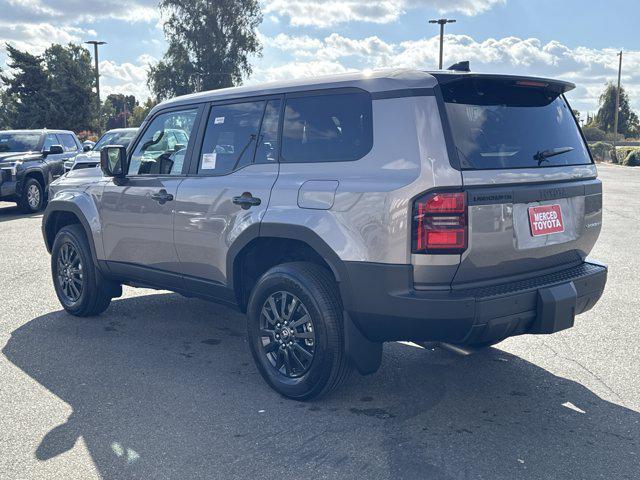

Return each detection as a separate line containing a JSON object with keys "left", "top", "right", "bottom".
{"left": 247, "top": 262, "right": 352, "bottom": 400}
{"left": 18, "top": 177, "right": 44, "bottom": 213}
{"left": 51, "top": 224, "right": 112, "bottom": 316}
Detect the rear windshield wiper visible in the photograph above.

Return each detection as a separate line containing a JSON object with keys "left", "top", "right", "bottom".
{"left": 534, "top": 146, "right": 574, "bottom": 165}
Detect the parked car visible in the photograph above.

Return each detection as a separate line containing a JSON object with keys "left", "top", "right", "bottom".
{"left": 42, "top": 69, "right": 607, "bottom": 399}
{"left": 0, "top": 129, "right": 82, "bottom": 212}
{"left": 82, "top": 140, "right": 95, "bottom": 151}
{"left": 65, "top": 128, "right": 137, "bottom": 172}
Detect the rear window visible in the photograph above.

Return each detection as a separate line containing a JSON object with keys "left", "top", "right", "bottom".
{"left": 282, "top": 91, "right": 373, "bottom": 163}
{"left": 441, "top": 79, "right": 591, "bottom": 170}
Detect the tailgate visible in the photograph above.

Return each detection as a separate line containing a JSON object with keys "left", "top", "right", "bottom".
{"left": 453, "top": 173, "right": 602, "bottom": 285}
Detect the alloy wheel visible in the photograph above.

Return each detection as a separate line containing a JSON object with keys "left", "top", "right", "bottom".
{"left": 56, "top": 242, "right": 84, "bottom": 303}
{"left": 259, "top": 291, "right": 316, "bottom": 378}
{"left": 27, "top": 184, "right": 40, "bottom": 210}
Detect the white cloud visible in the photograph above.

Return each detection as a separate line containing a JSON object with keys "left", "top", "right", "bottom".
{"left": 256, "top": 32, "right": 639, "bottom": 113}
{"left": 263, "top": 0, "right": 505, "bottom": 28}
{"left": 0, "top": 23, "right": 90, "bottom": 55}
{"left": 99, "top": 55, "right": 156, "bottom": 100}
{"left": 0, "top": 0, "right": 159, "bottom": 25}
{"left": 250, "top": 60, "right": 355, "bottom": 83}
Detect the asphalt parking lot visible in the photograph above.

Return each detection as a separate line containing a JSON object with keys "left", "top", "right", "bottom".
{"left": 0, "top": 163, "right": 638, "bottom": 480}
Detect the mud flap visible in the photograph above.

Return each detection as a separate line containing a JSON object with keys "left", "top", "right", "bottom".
{"left": 531, "top": 282, "right": 577, "bottom": 334}
{"left": 344, "top": 312, "right": 382, "bottom": 375}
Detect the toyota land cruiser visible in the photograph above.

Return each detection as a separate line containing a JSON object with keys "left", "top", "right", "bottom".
{"left": 42, "top": 69, "right": 607, "bottom": 399}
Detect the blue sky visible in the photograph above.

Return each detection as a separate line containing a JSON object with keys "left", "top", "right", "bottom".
{"left": 0, "top": 0, "right": 637, "bottom": 117}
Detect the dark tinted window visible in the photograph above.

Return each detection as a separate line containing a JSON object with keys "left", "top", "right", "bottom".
{"left": 442, "top": 79, "right": 591, "bottom": 170}
{"left": 128, "top": 109, "right": 197, "bottom": 176}
{"left": 60, "top": 134, "right": 78, "bottom": 152}
{"left": 255, "top": 99, "right": 281, "bottom": 164}
{"left": 198, "top": 100, "right": 264, "bottom": 175}
{"left": 282, "top": 91, "right": 373, "bottom": 163}
{"left": 0, "top": 133, "right": 40, "bottom": 152}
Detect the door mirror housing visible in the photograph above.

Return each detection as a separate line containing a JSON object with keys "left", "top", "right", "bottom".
{"left": 44, "top": 145, "right": 64, "bottom": 155}
{"left": 100, "top": 145, "right": 129, "bottom": 178}
{"left": 83, "top": 144, "right": 92, "bottom": 152}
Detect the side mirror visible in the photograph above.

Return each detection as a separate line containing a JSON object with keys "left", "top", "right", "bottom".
{"left": 45, "top": 145, "right": 64, "bottom": 155}
{"left": 83, "top": 144, "right": 92, "bottom": 152}
{"left": 100, "top": 145, "right": 128, "bottom": 178}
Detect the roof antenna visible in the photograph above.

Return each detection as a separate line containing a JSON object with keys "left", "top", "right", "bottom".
{"left": 447, "top": 61, "right": 470, "bottom": 72}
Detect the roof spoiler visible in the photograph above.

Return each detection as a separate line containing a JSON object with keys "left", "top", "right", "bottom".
{"left": 433, "top": 72, "right": 575, "bottom": 94}
{"left": 448, "top": 61, "right": 470, "bottom": 72}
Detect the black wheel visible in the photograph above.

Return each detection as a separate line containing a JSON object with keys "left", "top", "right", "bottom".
{"left": 247, "top": 262, "right": 352, "bottom": 400}
{"left": 51, "top": 224, "right": 112, "bottom": 316}
{"left": 18, "top": 177, "right": 44, "bottom": 213}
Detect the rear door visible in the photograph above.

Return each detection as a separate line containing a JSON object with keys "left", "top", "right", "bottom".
{"left": 438, "top": 76, "right": 602, "bottom": 285}
{"left": 173, "top": 96, "right": 281, "bottom": 293}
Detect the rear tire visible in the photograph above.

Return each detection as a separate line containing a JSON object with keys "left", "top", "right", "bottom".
{"left": 51, "top": 224, "right": 112, "bottom": 316}
{"left": 18, "top": 177, "right": 44, "bottom": 213}
{"left": 247, "top": 262, "right": 352, "bottom": 400}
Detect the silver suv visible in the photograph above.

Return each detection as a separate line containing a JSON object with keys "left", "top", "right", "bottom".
{"left": 42, "top": 69, "right": 607, "bottom": 399}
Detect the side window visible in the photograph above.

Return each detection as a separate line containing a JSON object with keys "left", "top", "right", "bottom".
{"left": 60, "top": 134, "right": 78, "bottom": 152}
{"left": 281, "top": 91, "right": 373, "bottom": 163}
{"left": 198, "top": 100, "right": 265, "bottom": 175}
{"left": 128, "top": 109, "right": 197, "bottom": 176}
{"left": 42, "top": 134, "right": 59, "bottom": 151}
{"left": 255, "top": 99, "right": 281, "bottom": 164}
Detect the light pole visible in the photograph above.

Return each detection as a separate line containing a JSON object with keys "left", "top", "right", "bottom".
{"left": 429, "top": 18, "right": 456, "bottom": 69}
{"left": 85, "top": 40, "right": 107, "bottom": 132}
{"left": 613, "top": 50, "right": 623, "bottom": 153}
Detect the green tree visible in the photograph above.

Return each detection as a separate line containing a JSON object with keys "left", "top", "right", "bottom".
{"left": 44, "top": 43, "right": 96, "bottom": 132}
{"left": 594, "top": 82, "right": 639, "bottom": 137}
{"left": 0, "top": 44, "right": 52, "bottom": 129}
{"left": 148, "top": 0, "right": 262, "bottom": 100}
{"left": 103, "top": 93, "right": 138, "bottom": 129}
{"left": 130, "top": 97, "right": 158, "bottom": 127}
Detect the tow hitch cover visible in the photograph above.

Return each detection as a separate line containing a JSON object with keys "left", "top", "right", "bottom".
{"left": 531, "top": 282, "right": 577, "bottom": 334}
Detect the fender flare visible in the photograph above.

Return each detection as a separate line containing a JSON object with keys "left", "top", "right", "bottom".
{"left": 42, "top": 200, "right": 99, "bottom": 265}
{"left": 226, "top": 222, "right": 354, "bottom": 310}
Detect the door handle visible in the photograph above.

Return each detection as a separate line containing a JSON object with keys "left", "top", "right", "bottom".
{"left": 150, "top": 189, "right": 174, "bottom": 204}
{"left": 232, "top": 192, "right": 261, "bottom": 210}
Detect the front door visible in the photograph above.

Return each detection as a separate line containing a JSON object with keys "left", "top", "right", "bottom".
{"left": 42, "top": 133, "right": 66, "bottom": 179}
{"left": 100, "top": 107, "right": 200, "bottom": 288}
{"left": 173, "top": 97, "right": 282, "bottom": 294}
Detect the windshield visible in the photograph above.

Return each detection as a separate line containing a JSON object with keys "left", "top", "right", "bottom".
{"left": 93, "top": 130, "right": 137, "bottom": 150}
{"left": 441, "top": 79, "right": 591, "bottom": 170}
{"left": 0, "top": 133, "right": 40, "bottom": 153}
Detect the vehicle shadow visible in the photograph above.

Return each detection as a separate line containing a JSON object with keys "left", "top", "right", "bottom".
{"left": 3, "top": 293, "right": 638, "bottom": 480}
{"left": 0, "top": 203, "right": 42, "bottom": 223}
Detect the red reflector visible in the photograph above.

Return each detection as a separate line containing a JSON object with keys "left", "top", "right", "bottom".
{"left": 413, "top": 191, "right": 467, "bottom": 254}
{"left": 426, "top": 230, "right": 466, "bottom": 249}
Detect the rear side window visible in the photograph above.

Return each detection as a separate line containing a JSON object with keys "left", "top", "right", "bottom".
{"left": 198, "top": 100, "right": 265, "bottom": 175}
{"left": 282, "top": 91, "right": 373, "bottom": 163}
{"left": 442, "top": 78, "right": 591, "bottom": 170}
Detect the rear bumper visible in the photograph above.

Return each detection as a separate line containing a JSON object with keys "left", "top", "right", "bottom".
{"left": 342, "top": 260, "right": 607, "bottom": 344}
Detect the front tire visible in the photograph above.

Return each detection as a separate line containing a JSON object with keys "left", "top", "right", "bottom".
{"left": 18, "top": 177, "right": 44, "bottom": 213}
{"left": 247, "top": 262, "right": 352, "bottom": 400}
{"left": 51, "top": 224, "right": 112, "bottom": 316}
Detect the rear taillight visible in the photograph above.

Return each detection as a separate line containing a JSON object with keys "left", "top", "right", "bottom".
{"left": 412, "top": 191, "right": 467, "bottom": 254}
